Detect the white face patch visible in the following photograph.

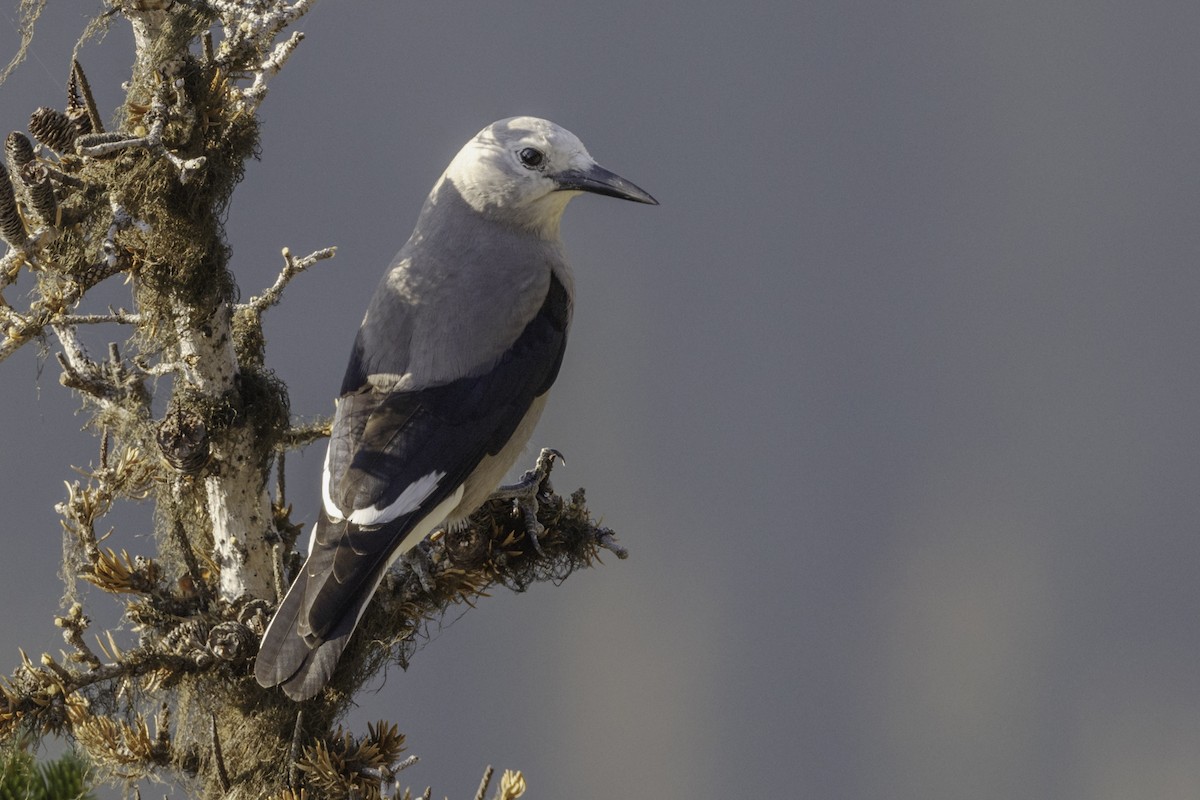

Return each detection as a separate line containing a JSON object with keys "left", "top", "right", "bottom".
{"left": 443, "top": 117, "right": 593, "bottom": 235}
{"left": 347, "top": 470, "right": 447, "bottom": 527}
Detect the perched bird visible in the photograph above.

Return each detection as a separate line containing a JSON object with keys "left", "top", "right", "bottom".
{"left": 255, "top": 117, "right": 657, "bottom": 700}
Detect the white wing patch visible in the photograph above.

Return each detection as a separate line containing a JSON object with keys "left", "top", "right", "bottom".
{"left": 347, "top": 470, "right": 447, "bottom": 527}
{"left": 321, "top": 446, "right": 342, "bottom": 521}
{"left": 305, "top": 521, "right": 319, "bottom": 557}
{"left": 352, "top": 483, "right": 465, "bottom": 635}
{"left": 321, "top": 443, "right": 448, "bottom": 527}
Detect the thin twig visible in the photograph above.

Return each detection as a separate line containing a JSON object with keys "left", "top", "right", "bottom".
{"left": 279, "top": 417, "right": 333, "bottom": 450}
{"left": 276, "top": 449, "right": 287, "bottom": 508}
{"left": 40, "top": 653, "right": 74, "bottom": 685}
{"left": 51, "top": 325, "right": 148, "bottom": 417}
{"left": 474, "top": 765, "right": 494, "bottom": 800}
{"left": 132, "top": 358, "right": 189, "bottom": 378}
{"left": 53, "top": 325, "right": 123, "bottom": 402}
{"left": 2, "top": 278, "right": 128, "bottom": 365}
{"left": 361, "top": 764, "right": 397, "bottom": 798}
{"left": 288, "top": 708, "right": 305, "bottom": 789}
{"left": 211, "top": 714, "right": 231, "bottom": 793}
{"left": 0, "top": 249, "right": 26, "bottom": 290}
{"left": 169, "top": 514, "right": 211, "bottom": 607}
{"left": 242, "top": 30, "right": 306, "bottom": 106}
{"left": 596, "top": 529, "right": 629, "bottom": 559}
{"left": 51, "top": 650, "right": 196, "bottom": 695}
{"left": 56, "top": 604, "right": 103, "bottom": 669}
{"left": 243, "top": 246, "right": 336, "bottom": 314}
{"left": 42, "top": 163, "right": 87, "bottom": 189}
{"left": 58, "top": 311, "right": 141, "bottom": 325}
{"left": 272, "top": 451, "right": 291, "bottom": 600}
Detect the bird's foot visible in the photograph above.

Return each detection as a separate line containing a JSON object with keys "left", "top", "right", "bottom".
{"left": 491, "top": 447, "right": 564, "bottom": 558}
{"left": 514, "top": 499, "right": 546, "bottom": 558}
{"left": 492, "top": 447, "right": 563, "bottom": 500}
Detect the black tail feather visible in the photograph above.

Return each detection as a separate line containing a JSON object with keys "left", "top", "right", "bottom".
{"left": 279, "top": 634, "right": 353, "bottom": 700}
{"left": 254, "top": 550, "right": 379, "bottom": 701}
{"left": 254, "top": 570, "right": 311, "bottom": 689}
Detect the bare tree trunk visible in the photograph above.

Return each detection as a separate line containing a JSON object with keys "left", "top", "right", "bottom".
{"left": 0, "top": 4, "right": 622, "bottom": 798}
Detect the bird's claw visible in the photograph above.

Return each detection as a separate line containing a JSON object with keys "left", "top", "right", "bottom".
{"left": 491, "top": 447, "right": 563, "bottom": 557}
{"left": 535, "top": 446, "right": 565, "bottom": 475}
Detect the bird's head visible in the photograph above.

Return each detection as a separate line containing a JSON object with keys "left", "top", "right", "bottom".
{"left": 443, "top": 116, "right": 657, "bottom": 237}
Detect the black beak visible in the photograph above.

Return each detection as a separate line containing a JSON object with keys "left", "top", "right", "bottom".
{"left": 556, "top": 163, "right": 659, "bottom": 205}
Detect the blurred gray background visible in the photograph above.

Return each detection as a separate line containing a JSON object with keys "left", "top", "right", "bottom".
{"left": 3, "top": 2, "right": 1200, "bottom": 798}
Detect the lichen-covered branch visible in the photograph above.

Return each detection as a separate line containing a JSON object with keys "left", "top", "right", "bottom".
{"left": 209, "top": 0, "right": 318, "bottom": 113}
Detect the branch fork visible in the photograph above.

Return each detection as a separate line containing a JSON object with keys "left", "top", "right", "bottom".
{"left": 76, "top": 85, "right": 207, "bottom": 183}
{"left": 243, "top": 245, "right": 336, "bottom": 315}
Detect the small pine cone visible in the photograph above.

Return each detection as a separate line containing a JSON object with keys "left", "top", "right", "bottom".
{"left": 5, "top": 132, "right": 34, "bottom": 173}
{"left": 66, "top": 106, "right": 93, "bottom": 138}
{"left": 0, "top": 163, "right": 25, "bottom": 247}
{"left": 19, "top": 162, "right": 57, "bottom": 226}
{"left": 445, "top": 523, "right": 490, "bottom": 570}
{"left": 162, "top": 620, "right": 208, "bottom": 657}
{"left": 235, "top": 597, "right": 273, "bottom": 637}
{"left": 28, "top": 106, "right": 76, "bottom": 154}
{"left": 207, "top": 621, "right": 255, "bottom": 662}
{"left": 156, "top": 407, "right": 211, "bottom": 475}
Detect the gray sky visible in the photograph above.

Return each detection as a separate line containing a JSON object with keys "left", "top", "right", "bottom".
{"left": 4, "top": 2, "right": 1200, "bottom": 798}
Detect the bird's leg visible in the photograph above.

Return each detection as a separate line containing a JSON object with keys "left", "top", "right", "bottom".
{"left": 490, "top": 447, "right": 563, "bottom": 557}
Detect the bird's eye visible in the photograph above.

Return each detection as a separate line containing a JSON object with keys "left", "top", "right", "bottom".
{"left": 518, "top": 147, "right": 545, "bottom": 169}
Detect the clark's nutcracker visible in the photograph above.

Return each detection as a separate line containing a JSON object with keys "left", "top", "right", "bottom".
{"left": 255, "top": 117, "right": 657, "bottom": 700}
